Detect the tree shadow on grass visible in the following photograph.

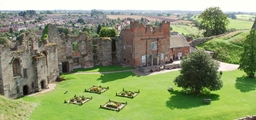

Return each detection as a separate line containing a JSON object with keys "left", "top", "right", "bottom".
{"left": 73, "top": 65, "right": 134, "bottom": 73}
{"left": 97, "top": 71, "right": 139, "bottom": 83}
{"left": 166, "top": 90, "right": 220, "bottom": 109}
{"left": 235, "top": 76, "right": 256, "bottom": 92}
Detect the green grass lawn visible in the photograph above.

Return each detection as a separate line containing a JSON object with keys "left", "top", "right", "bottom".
{"left": 72, "top": 65, "right": 134, "bottom": 72}
{"left": 20, "top": 68, "right": 256, "bottom": 120}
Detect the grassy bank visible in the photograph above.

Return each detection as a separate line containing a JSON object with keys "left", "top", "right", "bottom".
{"left": 196, "top": 31, "right": 249, "bottom": 64}
{"left": 0, "top": 96, "right": 37, "bottom": 120}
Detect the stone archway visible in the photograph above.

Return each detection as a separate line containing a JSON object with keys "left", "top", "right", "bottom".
{"left": 40, "top": 80, "right": 46, "bottom": 89}
{"left": 23, "top": 85, "right": 29, "bottom": 95}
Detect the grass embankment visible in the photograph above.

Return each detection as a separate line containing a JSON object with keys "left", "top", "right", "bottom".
{"left": 21, "top": 65, "right": 256, "bottom": 120}
{"left": 0, "top": 95, "right": 37, "bottom": 120}
{"left": 196, "top": 30, "right": 249, "bottom": 64}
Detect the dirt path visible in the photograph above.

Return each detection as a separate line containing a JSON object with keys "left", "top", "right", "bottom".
{"left": 28, "top": 82, "right": 57, "bottom": 96}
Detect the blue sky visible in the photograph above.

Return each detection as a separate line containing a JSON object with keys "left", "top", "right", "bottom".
{"left": 0, "top": 0, "right": 256, "bottom": 12}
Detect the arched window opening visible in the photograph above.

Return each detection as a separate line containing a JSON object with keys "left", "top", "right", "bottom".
{"left": 13, "top": 59, "right": 21, "bottom": 76}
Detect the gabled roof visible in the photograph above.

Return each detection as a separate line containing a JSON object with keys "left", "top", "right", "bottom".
{"left": 170, "top": 34, "right": 190, "bottom": 48}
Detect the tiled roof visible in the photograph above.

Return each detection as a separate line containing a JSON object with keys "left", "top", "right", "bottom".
{"left": 170, "top": 34, "right": 190, "bottom": 48}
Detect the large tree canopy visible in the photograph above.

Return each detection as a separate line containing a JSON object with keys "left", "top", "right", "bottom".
{"left": 239, "top": 29, "right": 256, "bottom": 78}
{"left": 0, "top": 37, "right": 9, "bottom": 45}
{"left": 198, "top": 7, "right": 229, "bottom": 37}
{"left": 174, "top": 50, "right": 223, "bottom": 94}
{"left": 99, "top": 27, "right": 117, "bottom": 37}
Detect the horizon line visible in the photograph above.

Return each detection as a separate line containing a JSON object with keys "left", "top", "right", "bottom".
{"left": 0, "top": 9, "right": 255, "bottom": 13}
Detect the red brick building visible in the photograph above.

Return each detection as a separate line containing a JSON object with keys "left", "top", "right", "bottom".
{"left": 170, "top": 33, "right": 190, "bottom": 60}
{"left": 120, "top": 21, "right": 171, "bottom": 67}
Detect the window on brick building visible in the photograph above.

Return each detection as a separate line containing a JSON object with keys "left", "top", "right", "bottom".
{"left": 13, "top": 58, "right": 21, "bottom": 76}
{"left": 141, "top": 55, "right": 146, "bottom": 63}
{"left": 161, "top": 53, "right": 164, "bottom": 60}
{"left": 150, "top": 41, "right": 157, "bottom": 50}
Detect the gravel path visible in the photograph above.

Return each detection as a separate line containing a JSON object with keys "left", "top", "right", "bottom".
{"left": 217, "top": 61, "right": 239, "bottom": 71}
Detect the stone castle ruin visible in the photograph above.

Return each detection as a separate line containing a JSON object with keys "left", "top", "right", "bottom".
{"left": 0, "top": 21, "right": 172, "bottom": 98}
{"left": 0, "top": 32, "right": 59, "bottom": 98}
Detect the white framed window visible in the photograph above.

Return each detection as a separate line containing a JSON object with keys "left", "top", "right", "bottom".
{"left": 150, "top": 41, "right": 157, "bottom": 50}
{"left": 161, "top": 53, "right": 164, "bottom": 60}
{"left": 141, "top": 55, "right": 146, "bottom": 63}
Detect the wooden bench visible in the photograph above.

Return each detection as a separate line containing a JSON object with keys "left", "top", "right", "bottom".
{"left": 203, "top": 99, "right": 211, "bottom": 104}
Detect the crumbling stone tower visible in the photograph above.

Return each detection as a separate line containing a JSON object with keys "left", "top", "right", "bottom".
{"left": 0, "top": 32, "right": 59, "bottom": 98}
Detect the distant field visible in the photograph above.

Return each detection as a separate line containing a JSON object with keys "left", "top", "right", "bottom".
{"left": 107, "top": 14, "right": 191, "bottom": 23}
{"left": 236, "top": 14, "right": 255, "bottom": 21}
{"left": 228, "top": 18, "right": 253, "bottom": 30}
{"left": 171, "top": 25, "right": 201, "bottom": 36}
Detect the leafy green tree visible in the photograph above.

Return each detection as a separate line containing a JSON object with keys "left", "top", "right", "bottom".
{"left": 72, "top": 42, "right": 78, "bottom": 51}
{"left": 82, "top": 26, "right": 93, "bottom": 35}
{"left": 0, "top": 37, "right": 9, "bottom": 45}
{"left": 99, "top": 27, "right": 117, "bottom": 37}
{"left": 57, "top": 27, "right": 70, "bottom": 36}
{"left": 97, "top": 24, "right": 102, "bottom": 34}
{"left": 42, "top": 34, "right": 48, "bottom": 41}
{"left": 72, "top": 28, "right": 80, "bottom": 36}
{"left": 227, "top": 13, "right": 237, "bottom": 19}
{"left": 77, "top": 18, "right": 85, "bottom": 24}
{"left": 198, "top": 7, "right": 229, "bottom": 37}
{"left": 238, "top": 29, "right": 256, "bottom": 78}
{"left": 41, "top": 24, "right": 48, "bottom": 41}
{"left": 9, "top": 28, "right": 13, "bottom": 34}
{"left": 174, "top": 50, "right": 222, "bottom": 94}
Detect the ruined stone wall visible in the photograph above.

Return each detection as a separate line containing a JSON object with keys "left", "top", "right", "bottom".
{"left": 34, "top": 56, "right": 48, "bottom": 92}
{"left": 113, "top": 36, "right": 123, "bottom": 64}
{"left": 0, "top": 32, "right": 59, "bottom": 98}
{"left": 43, "top": 45, "right": 59, "bottom": 83}
{"left": 62, "top": 33, "right": 93, "bottom": 71}
{"left": 48, "top": 24, "right": 93, "bottom": 72}
{"left": 0, "top": 56, "right": 3, "bottom": 95}
{"left": 94, "top": 38, "right": 112, "bottom": 66}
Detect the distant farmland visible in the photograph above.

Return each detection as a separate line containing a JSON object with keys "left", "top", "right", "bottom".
{"left": 107, "top": 14, "right": 192, "bottom": 23}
